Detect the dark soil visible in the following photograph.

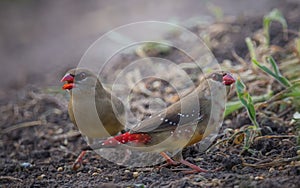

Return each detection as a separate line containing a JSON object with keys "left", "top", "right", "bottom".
{"left": 1, "top": 2, "right": 300, "bottom": 187}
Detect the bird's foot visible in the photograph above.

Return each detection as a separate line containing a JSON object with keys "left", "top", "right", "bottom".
{"left": 178, "top": 159, "right": 207, "bottom": 174}
{"left": 72, "top": 151, "right": 87, "bottom": 171}
{"left": 159, "top": 152, "right": 207, "bottom": 173}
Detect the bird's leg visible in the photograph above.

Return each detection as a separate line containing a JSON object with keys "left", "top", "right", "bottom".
{"left": 160, "top": 152, "right": 179, "bottom": 166}
{"left": 72, "top": 142, "right": 93, "bottom": 171}
{"left": 173, "top": 152, "right": 207, "bottom": 174}
{"left": 72, "top": 150, "right": 87, "bottom": 170}
{"left": 178, "top": 159, "right": 207, "bottom": 174}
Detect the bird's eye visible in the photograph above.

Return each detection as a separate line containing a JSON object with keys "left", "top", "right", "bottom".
{"left": 210, "top": 73, "right": 222, "bottom": 82}
{"left": 76, "top": 72, "right": 87, "bottom": 81}
{"left": 211, "top": 73, "right": 217, "bottom": 80}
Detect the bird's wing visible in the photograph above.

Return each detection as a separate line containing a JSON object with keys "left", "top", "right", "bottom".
{"left": 131, "top": 86, "right": 209, "bottom": 134}
{"left": 131, "top": 102, "right": 182, "bottom": 133}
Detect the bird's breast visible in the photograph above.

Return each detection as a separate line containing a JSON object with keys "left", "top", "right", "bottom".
{"left": 71, "top": 95, "right": 113, "bottom": 138}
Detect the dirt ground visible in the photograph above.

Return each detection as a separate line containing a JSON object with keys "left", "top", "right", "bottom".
{"left": 1, "top": 1, "right": 300, "bottom": 188}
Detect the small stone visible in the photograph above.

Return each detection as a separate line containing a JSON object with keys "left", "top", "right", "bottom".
{"left": 20, "top": 162, "right": 32, "bottom": 168}
{"left": 269, "top": 167, "right": 275, "bottom": 173}
{"left": 124, "top": 169, "right": 130, "bottom": 173}
{"left": 254, "top": 176, "right": 264, "bottom": 180}
{"left": 92, "top": 172, "right": 99, "bottom": 176}
{"left": 297, "top": 150, "right": 300, "bottom": 156}
{"left": 56, "top": 174, "right": 63, "bottom": 178}
{"left": 37, "top": 174, "right": 46, "bottom": 180}
{"left": 95, "top": 168, "right": 102, "bottom": 173}
{"left": 133, "top": 171, "right": 139, "bottom": 178}
{"left": 152, "top": 81, "right": 161, "bottom": 89}
{"left": 134, "top": 184, "right": 146, "bottom": 188}
{"left": 211, "top": 178, "right": 221, "bottom": 186}
{"left": 57, "top": 167, "right": 64, "bottom": 172}
{"left": 224, "top": 119, "right": 232, "bottom": 124}
{"left": 295, "top": 161, "right": 300, "bottom": 166}
{"left": 194, "top": 157, "right": 204, "bottom": 162}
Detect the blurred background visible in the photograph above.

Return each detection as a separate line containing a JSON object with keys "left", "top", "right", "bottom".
{"left": 0, "top": 0, "right": 291, "bottom": 97}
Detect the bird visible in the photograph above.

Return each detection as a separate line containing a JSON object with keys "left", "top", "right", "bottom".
{"left": 95, "top": 71, "right": 235, "bottom": 173}
{"left": 61, "top": 68, "right": 126, "bottom": 170}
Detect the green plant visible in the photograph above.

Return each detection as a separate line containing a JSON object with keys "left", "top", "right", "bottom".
{"left": 295, "top": 31, "right": 300, "bottom": 56}
{"left": 253, "top": 56, "right": 300, "bottom": 109}
{"left": 263, "top": 9, "right": 288, "bottom": 47}
{"left": 245, "top": 37, "right": 257, "bottom": 61}
{"left": 236, "top": 79, "right": 259, "bottom": 129}
{"left": 225, "top": 89, "right": 272, "bottom": 117}
{"left": 235, "top": 78, "right": 261, "bottom": 152}
{"left": 253, "top": 56, "right": 291, "bottom": 87}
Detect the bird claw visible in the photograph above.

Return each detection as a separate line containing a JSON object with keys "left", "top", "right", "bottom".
{"left": 159, "top": 152, "right": 207, "bottom": 173}
{"left": 72, "top": 162, "right": 82, "bottom": 171}
{"left": 179, "top": 159, "right": 207, "bottom": 173}
{"left": 72, "top": 151, "right": 87, "bottom": 171}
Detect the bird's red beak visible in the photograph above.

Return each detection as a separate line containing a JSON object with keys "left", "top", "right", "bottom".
{"left": 61, "top": 73, "right": 75, "bottom": 90}
{"left": 223, "top": 74, "right": 235, "bottom": 86}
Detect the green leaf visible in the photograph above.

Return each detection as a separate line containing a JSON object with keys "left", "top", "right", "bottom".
{"left": 225, "top": 90, "right": 273, "bottom": 117}
{"left": 235, "top": 78, "right": 259, "bottom": 128}
{"left": 245, "top": 37, "right": 257, "bottom": 61}
{"left": 252, "top": 57, "right": 292, "bottom": 88}
{"left": 263, "top": 9, "right": 288, "bottom": 47}
{"left": 267, "top": 57, "right": 292, "bottom": 87}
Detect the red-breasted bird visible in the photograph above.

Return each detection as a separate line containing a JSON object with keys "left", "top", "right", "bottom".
{"left": 61, "top": 68, "right": 126, "bottom": 170}
{"left": 97, "top": 71, "right": 235, "bottom": 173}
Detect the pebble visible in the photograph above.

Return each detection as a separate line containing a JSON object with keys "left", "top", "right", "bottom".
{"left": 57, "top": 167, "right": 64, "bottom": 172}
{"left": 194, "top": 157, "right": 204, "bottom": 162}
{"left": 211, "top": 178, "right": 221, "bottom": 186}
{"left": 152, "top": 81, "right": 161, "bottom": 89}
{"left": 37, "top": 174, "right": 46, "bottom": 180}
{"left": 56, "top": 174, "right": 63, "bottom": 178}
{"left": 92, "top": 172, "right": 99, "bottom": 176}
{"left": 20, "top": 162, "right": 32, "bottom": 168}
{"left": 254, "top": 176, "right": 264, "bottom": 180}
{"left": 133, "top": 171, "right": 139, "bottom": 178}
{"left": 269, "top": 167, "right": 275, "bottom": 173}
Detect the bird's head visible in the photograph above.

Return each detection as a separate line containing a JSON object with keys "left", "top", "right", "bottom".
{"left": 206, "top": 71, "right": 235, "bottom": 95}
{"left": 207, "top": 71, "right": 235, "bottom": 86}
{"left": 61, "top": 68, "right": 99, "bottom": 91}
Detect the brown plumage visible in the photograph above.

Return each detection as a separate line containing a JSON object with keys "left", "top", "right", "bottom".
{"left": 99, "top": 71, "right": 235, "bottom": 173}
{"left": 61, "top": 68, "right": 125, "bottom": 169}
